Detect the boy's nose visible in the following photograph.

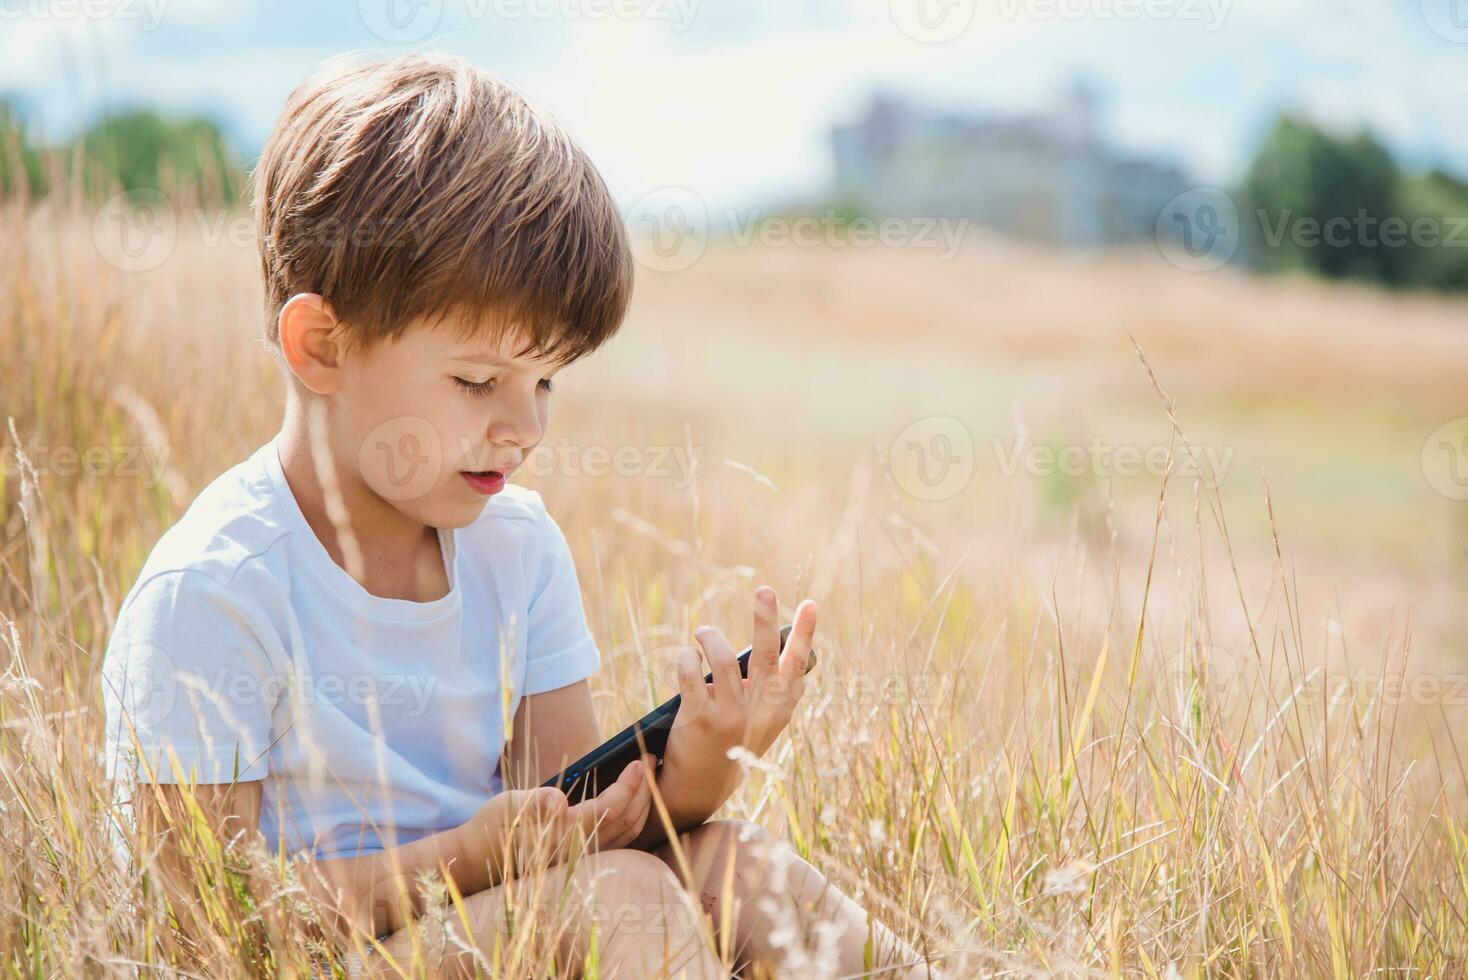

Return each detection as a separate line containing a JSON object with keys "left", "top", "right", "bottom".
{"left": 487, "top": 400, "right": 543, "bottom": 452}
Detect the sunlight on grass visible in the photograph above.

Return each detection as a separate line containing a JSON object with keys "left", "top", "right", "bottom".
{"left": 2, "top": 186, "right": 1467, "bottom": 976}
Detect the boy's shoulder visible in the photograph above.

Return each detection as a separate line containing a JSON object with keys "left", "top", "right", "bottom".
{"left": 458, "top": 481, "right": 571, "bottom": 576}
{"left": 125, "top": 438, "right": 291, "bottom": 601}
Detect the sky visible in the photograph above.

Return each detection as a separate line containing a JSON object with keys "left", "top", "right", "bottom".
{"left": 1, "top": 0, "right": 1465, "bottom": 212}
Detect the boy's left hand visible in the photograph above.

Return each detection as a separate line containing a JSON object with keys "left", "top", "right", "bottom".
{"left": 642, "top": 587, "right": 818, "bottom": 840}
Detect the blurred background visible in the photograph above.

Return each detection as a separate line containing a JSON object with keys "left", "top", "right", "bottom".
{"left": 7, "top": 0, "right": 1463, "bottom": 661}
{"left": 3, "top": 1, "right": 1468, "bottom": 972}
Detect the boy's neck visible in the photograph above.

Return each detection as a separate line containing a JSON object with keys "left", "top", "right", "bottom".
{"left": 274, "top": 410, "right": 450, "bottom": 604}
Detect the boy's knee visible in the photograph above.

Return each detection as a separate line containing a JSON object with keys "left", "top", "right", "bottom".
{"left": 689, "top": 819, "right": 829, "bottom": 903}
{"left": 689, "top": 818, "right": 778, "bottom": 873}
{"left": 578, "top": 850, "right": 710, "bottom": 951}
{"left": 586, "top": 848, "right": 687, "bottom": 901}
{"left": 594, "top": 847, "right": 681, "bottom": 882}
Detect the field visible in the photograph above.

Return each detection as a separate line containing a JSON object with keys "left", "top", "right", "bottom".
{"left": 3, "top": 194, "right": 1467, "bottom": 976}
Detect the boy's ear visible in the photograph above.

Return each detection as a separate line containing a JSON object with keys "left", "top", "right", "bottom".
{"left": 278, "top": 293, "right": 343, "bottom": 395}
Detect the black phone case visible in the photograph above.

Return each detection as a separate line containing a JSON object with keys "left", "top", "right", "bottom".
{"left": 542, "top": 623, "right": 815, "bottom": 803}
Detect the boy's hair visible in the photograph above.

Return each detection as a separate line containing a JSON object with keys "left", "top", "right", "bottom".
{"left": 251, "top": 52, "right": 633, "bottom": 365}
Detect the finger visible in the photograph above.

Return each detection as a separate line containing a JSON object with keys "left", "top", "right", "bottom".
{"left": 620, "top": 786, "right": 653, "bottom": 847}
{"left": 529, "top": 785, "right": 569, "bottom": 818}
{"left": 613, "top": 755, "right": 647, "bottom": 801}
{"left": 748, "top": 586, "right": 781, "bottom": 693}
{"left": 628, "top": 753, "right": 654, "bottom": 807}
{"left": 566, "top": 782, "right": 618, "bottom": 829}
{"left": 574, "top": 759, "right": 644, "bottom": 842}
{"left": 509, "top": 786, "right": 567, "bottom": 828}
{"left": 632, "top": 753, "right": 656, "bottom": 810}
{"left": 777, "top": 599, "right": 818, "bottom": 684}
{"left": 545, "top": 804, "right": 579, "bottom": 864}
{"left": 675, "top": 646, "right": 712, "bottom": 724}
{"left": 607, "top": 755, "right": 655, "bottom": 847}
{"left": 603, "top": 759, "right": 649, "bottom": 844}
{"left": 695, "top": 625, "right": 743, "bottom": 699}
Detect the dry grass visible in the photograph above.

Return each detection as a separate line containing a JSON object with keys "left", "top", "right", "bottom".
{"left": 2, "top": 191, "right": 1467, "bottom": 977}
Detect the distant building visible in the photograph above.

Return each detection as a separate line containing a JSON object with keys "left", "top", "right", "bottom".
{"left": 830, "top": 82, "right": 1192, "bottom": 249}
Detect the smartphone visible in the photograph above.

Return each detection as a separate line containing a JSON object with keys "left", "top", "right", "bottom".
{"left": 542, "top": 623, "right": 815, "bottom": 804}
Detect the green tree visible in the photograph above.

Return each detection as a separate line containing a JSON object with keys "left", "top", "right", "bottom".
{"left": 1398, "top": 169, "right": 1468, "bottom": 292}
{"left": 78, "top": 109, "right": 244, "bottom": 204}
{"left": 1240, "top": 116, "right": 1403, "bottom": 285}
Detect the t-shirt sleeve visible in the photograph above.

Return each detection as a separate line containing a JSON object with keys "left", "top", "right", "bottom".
{"left": 100, "top": 569, "right": 280, "bottom": 784}
{"left": 522, "top": 505, "right": 602, "bottom": 696}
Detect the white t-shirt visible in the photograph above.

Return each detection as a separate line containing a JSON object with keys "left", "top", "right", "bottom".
{"left": 100, "top": 434, "right": 601, "bottom": 860}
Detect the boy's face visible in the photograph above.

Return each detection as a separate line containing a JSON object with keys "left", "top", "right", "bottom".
{"left": 332, "top": 313, "right": 561, "bottom": 529}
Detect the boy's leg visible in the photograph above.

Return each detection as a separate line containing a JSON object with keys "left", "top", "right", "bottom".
{"left": 653, "top": 819, "right": 939, "bottom": 978}
{"left": 359, "top": 848, "right": 727, "bottom": 979}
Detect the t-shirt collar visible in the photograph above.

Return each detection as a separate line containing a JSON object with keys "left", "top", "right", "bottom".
{"left": 261, "top": 433, "right": 461, "bottom": 624}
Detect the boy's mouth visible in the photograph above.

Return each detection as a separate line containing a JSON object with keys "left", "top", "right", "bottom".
{"left": 460, "top": 469, "right": 506, "bottom": 494}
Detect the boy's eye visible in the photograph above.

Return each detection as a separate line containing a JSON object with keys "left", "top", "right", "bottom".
{"left": 452, "top": 376, "right": 555, "bottom": 396}
{"left": 453, "top": 376, "right": 495, "bottom": 397}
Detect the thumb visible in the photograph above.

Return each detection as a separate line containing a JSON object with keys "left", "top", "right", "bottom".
{"left": 504, "top": 786, "right": 566, "bottom": 822}
{"left": 526, "top": 785, "right": 568, "bottom": 817}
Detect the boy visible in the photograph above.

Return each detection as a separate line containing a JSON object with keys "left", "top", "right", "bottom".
{"left": 102, "top": 52, "right": 930, "bottom": 978}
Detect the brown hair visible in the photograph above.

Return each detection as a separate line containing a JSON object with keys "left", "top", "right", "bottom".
{"left": 251, "top": 52, "right": 633, "bottom": 365}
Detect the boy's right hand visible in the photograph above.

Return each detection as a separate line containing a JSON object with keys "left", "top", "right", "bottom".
{"left": 457, "top": 755, "right": 655, "bottom": 880}
{"left": 567, "top": 752, "right": 656, "bottom": 849}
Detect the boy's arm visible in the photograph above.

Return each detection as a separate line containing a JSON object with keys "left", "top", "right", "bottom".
{"left": 134, "top": 759, "right": 656, "bottom": 944}
{"left": 502, "top": 679, "right": 604, "bottom": 788}
{"left": 132, "top": 780, "right": 268, "bottom": 948}
{"left": 133, "top": 779, "right": 486, "bottom": 942}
